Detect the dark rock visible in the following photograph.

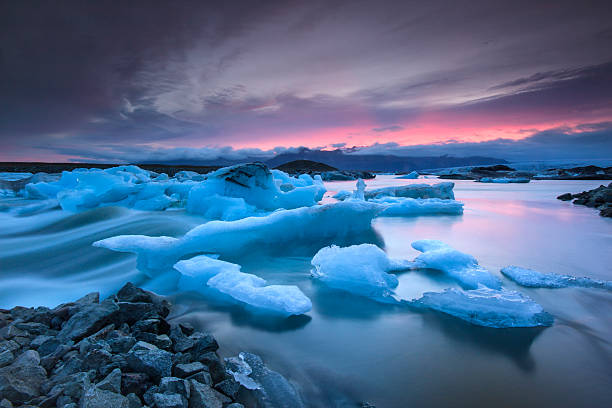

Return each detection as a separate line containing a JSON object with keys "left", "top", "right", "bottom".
{"left": 126, "top": 341, "right": 173, "bottom": 381}
{"left": 97, "top": 368, "right": 122, "bottom": 393}
{"left": 13, "top": 321, "right": 49, "bottom": 336}
{"left": 159, "top": 377, "right": 190, "bottom": 399}
{"left": 58, "top": 299, "right": 119, "bottom": 342}
{"left": 0, "top": 325, "right": 26, "bottom": 339}
{"left": 170, "top": 327, "right": 195, "bottom": 353}
{"left": 117, "top": 302, "right": 168, "bottom": 326}
{"left": 178, "top": 323, "right": 194, "bottom": 336}
{"left": 152, "top": 393, "right": 185, "bottom": 408}
{"left": 189, "top": 333, "right": 219, "bottom": 356}
{"left": 125, "top": 393, "right": 143, "bottom": 408}
{"left": 121, "top": 372, "right": 150, "bottom": 397}
{"left": 0, "top": 350, "right": 14, "bottom": 368}
{"left": 108, "top": 335, "right": 136, "bottom": 354}
{"left": 0, "top": 350, "right": 47, "bottom": 404}
{"left": 174, "top": 362, "right": 205, "bottom": 378}
{"left": 557, "top": 193, "right": 573, "bottom": 201}
{"left": 84, "top": 348, "right": 114, "bottom": 371}
{"left": 0, "top": 399, "right": 12, "bottom": 408}
{"left": 30, "top": 334, "right": 53, "bottom": 349}
{"left": 186, "top": 371, "right": 212, "bottom": 386}
{"left": 214, "top": 378, "right": 240, "bottom": 399}
{"left": 80, "top": 386, "right": 130, "bottom": 408}
{"left": 188, "top": 380, "right": 223, "bottom": 408}
{"left": 132, "top": 317, "right": 170, "bottom": 335}
{"left": 196, "top": 352, "right": 226, "bottom": 384}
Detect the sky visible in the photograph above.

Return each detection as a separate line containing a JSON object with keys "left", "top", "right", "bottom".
{"left": 1, "top": 0, "right": 612, "bottom": 162}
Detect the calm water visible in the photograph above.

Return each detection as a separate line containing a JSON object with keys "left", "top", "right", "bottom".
{"left": 1, "top": 176, "right": 611, "bottom": 407}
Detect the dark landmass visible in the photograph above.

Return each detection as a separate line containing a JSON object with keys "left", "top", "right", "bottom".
{"left": 0, "top": 163, "right": 220, "bottom": 177}
{"left": 557, "top": 183, "right": 612, "bottom": 217}
{"left": 533, "top": 165, "right": 612, "bottom": 180}
{"left": 274, "top": 160, "right": 375, "bottom": 181}
{"left": 0, "top": 283, "right": 306, "bottom": 408}
{"left": 438, "top": 165, "right": 612, "bottom": 182}
{"left": 265, "top": 148, "right": 507, "bottom": 172}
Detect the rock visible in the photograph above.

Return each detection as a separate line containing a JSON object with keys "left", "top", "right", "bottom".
{"left": 214, "top": 378, "right": 240, "bottom": 399}
{"left": 186, "top": 371, "right": 212, "bottom": 386}
{"left": 0, "top": 325, "right": 26, "bottom": 339}
{"left": 159, "top": 377, "right": 190, "bottom": 399}
{"left": 84, "top": 348, "right": 114, "bottom": 371}
{"left": 126, "top": 342, "right": 173, "bottom": 381}
{"left": 0, "top": 350, "right": 47, "bottom": 404}
{"left": 174, "top": 362, "right": 205, "bottom": 378}
{"left": 80, "top": 386, "right": 130, "bottom": 408}
{"left": 0, "top": 350, "right": 14, "bottom": 368}
{"left": 153, "top": 334, "right": 172, "bottom": 350}
{"left": 37, "top": 337, "right": 62, "bottom": 356}
{"left": 0, "top": 399, "right": 12, "bottom": 408}
{"left": 30, "top": 335, "right": 53, "bottom": 349}
{"left": 116, "top": 283, "right": 170, "bottom": 317}
{"left": 152, "top": 393, "right": 185, "bottom": 408}
{"left": 226, "top": 404, "right": 245, "bottom": 408}
{"left": 121, "top": 372, "right": 150, "bottom": 397}
{"left": 178, "top": 323, "right": 194, "bottom": 336}
{"left": 170, "top": 328, "right": 195, "bottom": 353}
{"left": 196, "top": 352, "right": 226, "bottom": 384}
{"left": 97, "top": 368, "right": 122, "bottom": 393}
{"left": 132, "top": 318, "right": 170, "bottom": 335}
{"left": 557, "top": 193, "right": 573, "bottom": 201}
{"left": 108, "top": 335, "right": 137, "bottom": 354}
{"left": 117, "top": 302, "right": 168, "bottom": 326}
{"left": 13, "top": 321, "right": 49, "bottom": 336}
{"left": 188, "top": 380, "right": 223, "bottom": 408}
{"left": 125, "top": 393, "right": 143, "bottom": 408}
{"left": 189, "top": 333, "right": 218, "bottom": 356}
{"left": 58, "top": 299, "right": 119, "bottom": 342}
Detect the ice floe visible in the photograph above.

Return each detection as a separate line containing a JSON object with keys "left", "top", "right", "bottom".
{"left": 94, "top": 200, "right": 382, "bottom": 273}
{"left": 411, "top": 240, "right": 502, "bottom": 289}
{"left": 175, "top": 255, "right": 311, "bottom": 315}
{"left": 395, "top": 171, "right": 419, "bottom": 179}
{"left": 371, "top": 196, "right": 464, "bottom": 216}
{"left": 413, "top": 287, "right": 553, "bottom": 328}
{"left": 311, "top": 244, "right": 412, "bottom": 302}
{"left": 478, "top": 177, "right": 530, "bottom": 183}
{"left": 335, "top": 181, "right": 456, "bottom": 201}
{"left": 501, "top": 266, "right": 612, "bottom": 290}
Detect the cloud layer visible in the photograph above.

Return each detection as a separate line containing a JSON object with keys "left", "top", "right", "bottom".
{"left": 1, "top": 0, "right": 611, "bottom": 161}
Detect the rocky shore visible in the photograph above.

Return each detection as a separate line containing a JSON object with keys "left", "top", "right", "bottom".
{"left": 437, "top": 164, "right": 612, "bottom": 182}
{"left": 0, "top": 283, "right": 304, "bottom": 408}
{"left": 557, "top": 182, "right": 612, "bottom": 217}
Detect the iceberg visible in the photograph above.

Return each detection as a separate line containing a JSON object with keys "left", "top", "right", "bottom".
{"left": 94, "top": 200, "right": 382, "bottom": 274}
{"left": 411, "top": 240, "right": 501, "bottom": 289}
{"left": 395, "top": 171, "right": 419, "bottom": 179}
{"left": 334, "top": 182, "right": 456, "bottom": 201}
{"left": 175, "top": 255, "right": 311, "bottom": 315}
{"left": 311, "top": 244, "right": 411, "bottom": 302}
{"left": 501, "top": 266, "right": 612, "bottom": 290}
{"left": 371, "top": 196, "right": 464, "bottom": 216}
{"left": 186, "top": 163, "right": 326, "bottom": 214}
{"left": 413, "top": 287, "right": 553, "bottom": 328}
{"left": 207, "top": 270, "right": 312, "bottom": 315}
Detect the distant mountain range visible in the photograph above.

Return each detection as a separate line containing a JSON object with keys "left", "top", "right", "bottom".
{"left": 140, "top": 148, "right": 507, "bottom": 172}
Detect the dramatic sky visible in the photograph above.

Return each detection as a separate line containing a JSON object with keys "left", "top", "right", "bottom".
{"left": 1, "top": 0, "right": 612, "bottom": 162}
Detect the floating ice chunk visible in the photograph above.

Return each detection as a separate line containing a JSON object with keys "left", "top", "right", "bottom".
{"left": 207, "top": 270, "right": 312, "bottom": 315}
{"left": 372, "top": 197, "right": 464, "bottom": 216}
{"left": 94, "top": 200, "right": 382, "bottom": 274}
{"left": 311, "top": 244, "right": 411, "bottom": 302}
{"left": 366, "top": 182, "right": 455, "bottom": 200}
{"left": 332, "top": 190, "right": 351, "bottom": 201}
{"left": 501, "top": 266, "right": 612, "bottom": 290}
{"left": 414, "top": 287, "right": 553, "bottom": 328}
{"left": 411, "top": 240, "right": 501, "bottom": 289}
{"left": 175, "top": 255, "right": 240, "bottom": 290}
{"left": 395, "top": 171, "right": 419, "bottom": 179}
{"left": 478, "top": 177, "right": 530, "bottom": 183}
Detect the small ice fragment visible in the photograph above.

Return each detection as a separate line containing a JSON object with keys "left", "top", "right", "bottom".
{"left": 501, "top": 265, "right": 612, "bottom": 290}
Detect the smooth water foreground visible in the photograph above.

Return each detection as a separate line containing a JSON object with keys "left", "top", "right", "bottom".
{"left": 1, "top": 176, "right": 611, "bottom": 407}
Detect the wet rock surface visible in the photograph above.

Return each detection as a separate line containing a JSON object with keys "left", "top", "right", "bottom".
{"left": 0, "top": 283, "right": 305, "bottom": 408}
{"left": 557, "top": 182, "right": 612, "bottom": 217}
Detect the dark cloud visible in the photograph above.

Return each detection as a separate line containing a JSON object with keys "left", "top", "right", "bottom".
{"left": 1, "top": 0, "right": 612, "bottom": 161}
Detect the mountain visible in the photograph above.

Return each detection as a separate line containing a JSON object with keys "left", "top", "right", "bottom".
{"left": 264, "top": 148, "right": 507, "bottom": 172}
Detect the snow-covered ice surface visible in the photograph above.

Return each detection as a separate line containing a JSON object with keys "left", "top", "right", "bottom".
{"left": 413, "top": 287, "right": 553, "bottom": 328}
{"left": 310, "top": 244, "right": 411, "bottom": 302}
{"left": 411, "top": 239, "right": 502, "bottom": 289}
{"left": 501, "top": 265, "right": 612, "bottom": 290}
{"left": 333, "top": 181, "right": 455, "bottom": 201}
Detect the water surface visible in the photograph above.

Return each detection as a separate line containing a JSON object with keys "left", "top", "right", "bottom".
{"left": 1, "top": 176, "right": 611, "bottom": 407}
